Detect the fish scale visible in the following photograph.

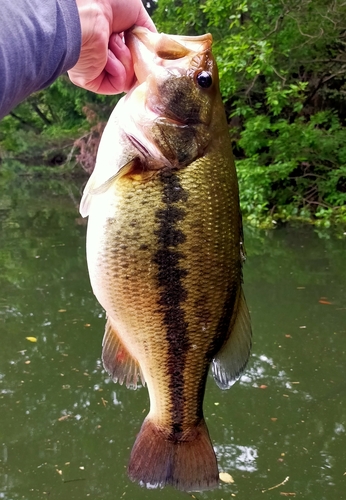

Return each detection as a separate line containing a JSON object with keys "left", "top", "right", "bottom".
{"left": 81, "top": 26, "right": 252, "bottom": 491}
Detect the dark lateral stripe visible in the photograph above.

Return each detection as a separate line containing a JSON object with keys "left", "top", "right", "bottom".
{"left": 153, "top": 168, "right": 190, "bottom": 439}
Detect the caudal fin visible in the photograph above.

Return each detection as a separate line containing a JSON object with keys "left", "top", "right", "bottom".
{"left": 127, "top": 418, "right": 219, "bottom": 491}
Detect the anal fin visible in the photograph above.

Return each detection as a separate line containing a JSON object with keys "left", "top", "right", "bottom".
{"left": 212, "top": 287, "right": 252, "bottom": 389}
{"left": 102, "top": 316, "right": 145, "bottom": 389}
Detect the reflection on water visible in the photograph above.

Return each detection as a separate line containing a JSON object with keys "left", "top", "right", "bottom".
{"left": 216, "top": 444, "right": 258, "bottom": 473}
{"left": 0, "top": 178, "right": 345, "bottom": 500}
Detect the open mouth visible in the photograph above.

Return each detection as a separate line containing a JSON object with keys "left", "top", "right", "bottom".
{"left": 126, "top": 27, "right": 213, "bottom": 87}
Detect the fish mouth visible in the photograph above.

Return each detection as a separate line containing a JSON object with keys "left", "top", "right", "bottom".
{"left": 125, "top": 27, "right": 213, "bottom": 85}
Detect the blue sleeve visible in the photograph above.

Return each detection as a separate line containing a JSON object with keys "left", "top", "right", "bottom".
{"left": 0, "top": 0, "right": 81, "bottom": 119}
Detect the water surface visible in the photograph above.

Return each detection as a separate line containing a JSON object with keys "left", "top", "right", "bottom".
{"left": 0, "top": 178, "right": 345, "bottom": 500}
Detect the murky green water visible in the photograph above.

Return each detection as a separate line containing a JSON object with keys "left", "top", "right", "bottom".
{"left": 0, "top": 178, "right": 345, "bottom": 500}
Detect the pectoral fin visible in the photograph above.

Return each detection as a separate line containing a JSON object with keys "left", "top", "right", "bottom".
{"left": 102, "top": 316, "right": 145, "bottom": 390}
{"left": 79, "top": 107, "right": 143, "bottom": 218}
{"left": 212, "top": 288, "right": 252, "bottom": 389}
{"left": 79, "top": 159, "right": 138, "bottom": 218}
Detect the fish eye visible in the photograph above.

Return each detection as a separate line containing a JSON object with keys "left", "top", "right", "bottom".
{"left": 196, "top": 71, "right": 213, "bottom": 89}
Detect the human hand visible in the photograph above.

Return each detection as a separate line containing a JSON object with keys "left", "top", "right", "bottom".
{"left": 68, "top": 0, "right": 156, "bottom": 94}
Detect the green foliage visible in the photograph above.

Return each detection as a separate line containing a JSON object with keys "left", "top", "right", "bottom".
{"left": 152, "top": 0, "right": 208, "bottom": 34}
{"left": 237, "top": 111, "right": 346, "bottom": 226}
{"left": 0, "top": 76, "right": 120, "bottom": 165}
{"left": 154, "top": 0, "right": 346, "bottom": 227}
{"left": 1, "top": 0, "right": 346, "bottom": 226}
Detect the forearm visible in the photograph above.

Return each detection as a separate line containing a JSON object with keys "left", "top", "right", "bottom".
{"left": 0, "top": 0, "right": 81, "bottom": 120}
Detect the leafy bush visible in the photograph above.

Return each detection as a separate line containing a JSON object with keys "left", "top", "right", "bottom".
{"left": 1, "top": 0, "right": 346, "bottom": 226}
{"left": 0, "top": 76, "right": 120, "bottom": 166}
{"left": 154, "top": 0, "right": 346, "bottom": 226}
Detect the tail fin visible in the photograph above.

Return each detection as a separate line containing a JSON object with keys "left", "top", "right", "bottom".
{"left": 127, "top": 418, "right": 219, "bottom": 491}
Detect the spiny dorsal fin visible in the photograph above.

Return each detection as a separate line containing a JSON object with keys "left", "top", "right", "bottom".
{"left": 102, "top": 316, "right": 145, "bottom": 390}
{"left": 212, "top": 287, "right": 252, "bottom": 390}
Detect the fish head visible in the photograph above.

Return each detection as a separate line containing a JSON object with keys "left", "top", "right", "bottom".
{"left": 80, "top": 28, "right": 226, "bottom": 217}
{"left": 124, "top": 27, "right": 222, "bottom": 169}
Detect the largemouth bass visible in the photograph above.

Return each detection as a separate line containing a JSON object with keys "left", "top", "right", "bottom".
{"left": 80, "top": 27, "right": 252, "bottom": 492}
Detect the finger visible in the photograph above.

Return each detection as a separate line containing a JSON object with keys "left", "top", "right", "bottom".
{"left": 104, "top": 53, "right": 127, "bottom": 90}
{"left": 82, "top": 71, "right": 125, "bottom": 94}
{"left": 108, "top": 34, "right": 134, "bottom": 90}
{"left": 136, "top": 6, "right": 157, "bottom": 32}
{"left": 73, "top": 53, "right": 133, "bottom": 95}
{"left": 108, "top": 34, "right": 131, "bottom": 74}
